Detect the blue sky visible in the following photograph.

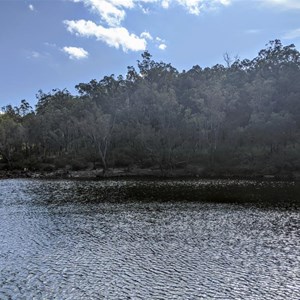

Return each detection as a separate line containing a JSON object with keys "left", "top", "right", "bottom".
{"left": 1, "top": 0, "right": 300, "bottom": 107}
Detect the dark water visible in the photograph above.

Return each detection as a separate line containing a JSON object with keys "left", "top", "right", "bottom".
{"left": 0, "top": 179, "right": 300, "bottom": 299}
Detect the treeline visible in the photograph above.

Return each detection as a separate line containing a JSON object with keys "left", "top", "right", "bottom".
{"left": 1, "top": 40, "right": 300, "bottom": 176}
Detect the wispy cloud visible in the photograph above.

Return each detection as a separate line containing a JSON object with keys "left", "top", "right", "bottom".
{"left": 260, "top": 0, "right": 300, "bottom": 9}
{"left": 158, "top": 43, "right": 167, "bottom": 50}
{"left": 175, "top": 0, "right": 231, "bottom": 15}
{"left": 155, "top": 36, "right": 167, "bottom": 50}
{"left": 28, "top": 4, "right": 35, "bottom": 11}
{"left": 26, "top": 50, "right": 51, "bottom": 60}
{"left": 62, "top": 46, "right": 89, "bottom": 59}
{"left": 138, "top": 4, "right": 150, "bottom": 14}
{"left": 71, "top": 0, "right": 133, "bottom": 26}
{"left": 283, "top": 28, "right": 300, "bottom": 39}
{"left": 66, "top": 0, "right": 232, "bottom": 52}
{"left": 245, "top": 29, "right": 261, "bottom": 34}
{"left": 28, "top": 51, "right": 41, "bottom": 59}
{"left": 140, "top": 31, "right": 153, "bottom": 40}
{"left": 70, "top": 0, "right": 231, "bottom": 23}
{"left": 64, "top": 20, "right": 147, "bottom": 52}
{"left": 44, "top": 42, "right": 57, "bottom": 48}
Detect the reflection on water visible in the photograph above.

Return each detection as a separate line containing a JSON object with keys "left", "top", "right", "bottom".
{"left": 0, "top": 179, "right": 299, "bottom": 299}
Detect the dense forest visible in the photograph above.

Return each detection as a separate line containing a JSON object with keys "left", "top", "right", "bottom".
{"left": 1, "top": 40, "right": 300, "bottom": 177}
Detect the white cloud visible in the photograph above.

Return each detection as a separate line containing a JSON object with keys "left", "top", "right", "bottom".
{"left": 161, "top": 0, "right": 170, "bottom": 8}
{"left": 261, "top": 0, "right": 300, "bottom": 9}
{"left": 139, "top": 4, "right": 150, "bottom": 14}
{"left": 283, "top": 28, "right": 300, "bottom": 39}
{"left": 176, "top": 0, "right": 203, "bottom": 15}
{"left": 71, "top": 0, "right": 134, "bottom": 26}
{"left": 31, "top": 51, "right": 40, "bottom": 58}
{"left": 66, "top": 0, "right": 232, "bottom": 52}
{"left": 44, "top": 42, "right": 57, "bottom": 48}
{"left": 219, "top": 0, "right": 231, "bottom": 4}
{"left": 70, "top": 0, "right": 231, "bottom": 24}
{"left": 141, "top": 31, "right": 153, "bottom": 40}
{"left": 245, "top": 29, "right": 261, "bottom": 34}
{"left": 62, "top": 46, "right": 89, "bottom": 59}
{"left": 27, "top": 51, "right": 49, "bottom": 60}
{"left": 166, "top": 0, "right": 231, "bottom": 14}
{"left": 28, "top": 4, "right": 35, "bottom": 11}
{"left": 27, "top": 51, "right": 41, "bottom": 59}
{"left": 175, "top": 0, "right": 231, "bottom": 15}
{"left": 64, "top": 19, "right": 147, "bottom": 51}
{"left": 158, "top": 43, "right": 167, "bottom": 50}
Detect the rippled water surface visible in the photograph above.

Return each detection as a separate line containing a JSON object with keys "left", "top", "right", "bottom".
{"left": 0, "top": 179, "right": 300, "bottom": 299}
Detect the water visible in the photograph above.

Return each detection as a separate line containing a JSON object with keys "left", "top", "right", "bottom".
{"left": 0, "top": 179, "right": 299, "bottom": 299}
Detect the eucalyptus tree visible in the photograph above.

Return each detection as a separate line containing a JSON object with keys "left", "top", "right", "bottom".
{"left": 0, "top": 112, "right": 24, "bottom": 168}
{"left": 78, "top": 102, "right": 116, "bottom": 173}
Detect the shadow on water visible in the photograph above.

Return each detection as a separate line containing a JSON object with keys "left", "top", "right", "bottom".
{"left": 23, "top": 179, "right": 300, "bottom": 211}
{"left": 125, "top": 181, "right": 300, "bottom": 211}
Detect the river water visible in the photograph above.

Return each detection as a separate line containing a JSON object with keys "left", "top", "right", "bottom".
{"left": 0, "top": 179, "right": 299, "bottom": 299}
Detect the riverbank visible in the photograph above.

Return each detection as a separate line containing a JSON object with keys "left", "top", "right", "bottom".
{"left": 1, "top": 167, "right": 299, "bottom": 181}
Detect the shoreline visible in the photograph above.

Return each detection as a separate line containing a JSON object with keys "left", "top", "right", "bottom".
{"left": 0, "top": 168, "right": 299, "bottom": 181}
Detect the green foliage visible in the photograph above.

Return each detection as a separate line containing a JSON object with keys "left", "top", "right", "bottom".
{"left": 1, "top": 40, "right": 300, "bottom": 176}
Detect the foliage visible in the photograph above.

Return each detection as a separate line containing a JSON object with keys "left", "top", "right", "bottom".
{"left": 1, "top": 40, "right": 300, "bottom": 175}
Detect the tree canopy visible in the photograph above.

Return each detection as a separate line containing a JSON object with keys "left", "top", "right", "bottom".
{"left": 1, "top": 40, "right": 300, "bottom": 177}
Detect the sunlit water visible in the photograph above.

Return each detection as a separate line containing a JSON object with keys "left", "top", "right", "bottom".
{"left": 0, "top": 179, "right": 299, "bottom": 299}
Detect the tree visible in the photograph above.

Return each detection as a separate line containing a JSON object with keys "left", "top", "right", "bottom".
{"left": 79, "top": 103, "right": 116, "bottom": 174}
{"left": 0, "top": 114, "right": 24, "bottom": 168}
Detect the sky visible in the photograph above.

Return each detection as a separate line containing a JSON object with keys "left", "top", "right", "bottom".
{"left": 1, "top": 0, "right": 300, "bottom": 108}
